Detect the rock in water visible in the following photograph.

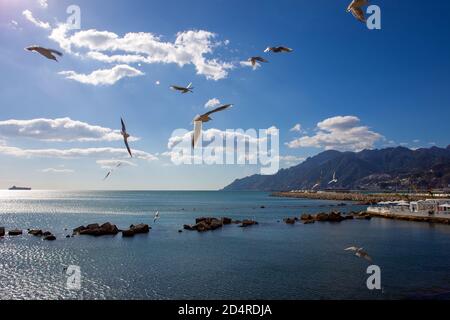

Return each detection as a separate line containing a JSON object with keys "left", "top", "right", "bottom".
{"left": 8, "top": 229, "right": 23, "bottom": 236}
{"left": 43, "top": 235, "right": 56, "bottom": 241}
{"left": 284, "top": 218, "right": 296, "bottom": 225}
{"left": 240, "top": 220, "right": 258, "bottom": 228}
{"left": 0, "top": 227, "right": 5, "bottom": 237}
{"left": 122, "top": 224, "right": 150, "bottom": 237}
{"left": 28, "top": 229, "right": 43, "bottom": 236}
{"left": 74, "top": 222, "right": 119, "bottom": 236}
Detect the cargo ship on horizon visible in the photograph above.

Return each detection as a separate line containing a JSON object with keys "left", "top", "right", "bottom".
{"left": 8, "top": 186, "right": 32, "bottom": 191}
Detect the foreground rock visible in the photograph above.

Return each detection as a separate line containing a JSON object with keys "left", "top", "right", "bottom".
{"left": 8, "top": 229, "right": 23, "bottom": 236}
{"left": 0, "top": 227, "right": 5, "bottom": 237}
{"left": 43, "top": 234, "right": 56, "bottom": 241}
{"left": 73, "top": 222, "right": 119, "bottom": 236}
{"left": 122, "top": 224, "right": 150, "bottom": 237}
{"left": 184, "top": 217, "right": 224, "bottom": 232}
{"left": 28, "top": 229, "right": 43, "bottom": 236}
{"left": 240, "top": 220, "right": 258, "bottom": 228}
{"left": 284, "top": 218, "right": 297, "bottom": 225}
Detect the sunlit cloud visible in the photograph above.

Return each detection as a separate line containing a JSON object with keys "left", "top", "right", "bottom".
{"left": 59, "top": 65, "right": 144, "bottom": 86}
{"left": 22, "top": 10, "right": 50, "bottom": 30}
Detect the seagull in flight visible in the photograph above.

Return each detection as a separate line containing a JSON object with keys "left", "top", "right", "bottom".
{"left": 312, "top": 183, "right": 320, "bottom": 190}
{"left": 249, "top": 56, "right": 269, "bottom": 67}
{"left": 192, "top": 104, "right": 233, "bottom": 148}
{"left": 170, "top": 83, "right": 193, "bottom": 94}
{"left": 120, "top": 118, "right": 133, "bottom": 158}
{"left": 25, "top": 46, "right": 63, "bottom": 62}
{"left": 103, "top": 163, "right": 123, "bottom": 181}
{"left": 347, "top": 0, "right": 369, "bottom": 23}
{"left": 264, "top": 46, "right": 293, "bottom": 53}
{"left": 154, "top": 211, "right": 160, "bottom": 223}
{"left": 328, "top": 172, "right": 338, "bottom": 185}
{"left": 345, "top": 247, "right": 373, "bottom": 262}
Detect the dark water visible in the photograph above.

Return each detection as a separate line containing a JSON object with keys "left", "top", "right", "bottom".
{"left": 1, "top": 190, "right": 450, "bottom": 300}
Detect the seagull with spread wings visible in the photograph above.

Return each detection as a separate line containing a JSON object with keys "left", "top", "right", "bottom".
{"left": 249, "top": 56, "right": 269, "bottom": 67}
{"left": 170, "top": 83, "right": 193, "bottom": 94}
{"left": 328, "top": 172, "right": 338, "bottom": 185}
{"left": 192, "top": 104, "right": 233, "bottom": 148}
{"left": 103, "top": 163, "right": 123, "bottom": 181}
{"left": 154, "top": 211, "right": 160, "bottom": 223}
{"left": 120, "top": 118, "right": 133, "bottom": 158}
{"left": 25, "top": 46, "right": 63, "bottom": 62}
{"left": 345, "top": 247, "right": 373, "bottom": 262}
{"left": 347, "top": 0, "right": 369, "bottom": 23}
{"left": 264, "top": 46, "right": 293, "bottom": 53}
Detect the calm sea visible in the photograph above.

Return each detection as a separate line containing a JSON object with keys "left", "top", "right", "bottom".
{"left": 1, "top": 190, "right": 450, "bottom": 300}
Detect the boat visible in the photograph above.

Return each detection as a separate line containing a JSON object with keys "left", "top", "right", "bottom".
{"left": 8, "top": 186, "right": 32, "bottom": 191}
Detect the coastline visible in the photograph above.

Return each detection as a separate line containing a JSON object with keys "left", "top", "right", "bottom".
{"left": 271, "top": 191, "right": 442, "bottom": 204}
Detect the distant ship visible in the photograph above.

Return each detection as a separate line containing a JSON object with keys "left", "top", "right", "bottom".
{"left": 8, "top": 186, "right": 32, "bottom": 191}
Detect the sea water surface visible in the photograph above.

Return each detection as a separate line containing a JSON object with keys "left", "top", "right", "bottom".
{"left": 1, "top": 190, "right": 450, "bottom": 300}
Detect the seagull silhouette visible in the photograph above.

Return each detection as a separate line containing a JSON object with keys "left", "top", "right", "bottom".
{"left": 249, "top": 56, "right": 269, "bottom": 67}
{"left": 170, "top": 83, "right": 193, "bottom": 94}
{"left": 345, "top": 246, "right": 373, "bottom": 262}
{"left": 192, "top": 104, "right": 233, "bottom": 148}
{"left": 264, "top": 46, "right": 293, "bottom": 53}
{"left": 120, "top": 118, "right": 133, "bottom": 158}
{"left": 347, "top": 0, "right": 369, "bottom": 23}
{"left": 26, "top": 46, "right": 63, "bottom": 62}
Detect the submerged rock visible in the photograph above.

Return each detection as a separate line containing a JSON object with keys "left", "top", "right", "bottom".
{"left": 284, "top": 218, "right": 296, "bottom": 225}
{"left": 240, "top": 220, "right": 258, "bottom": 228}
{"left": 43, "top": 235, "right": 56, "bottom": 241}
{"left": 0, "top": 227, "right": 5, "bottom": 237}
{"left": 8, "top": 229, "right": 23, "bottom": 236}
{"left": 28, "top": 229, "right": 43, "bottom": 236}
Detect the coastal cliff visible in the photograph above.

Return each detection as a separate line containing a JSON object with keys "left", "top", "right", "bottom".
{"left": 223, "top": 146, "right": 450, "bottom": 191}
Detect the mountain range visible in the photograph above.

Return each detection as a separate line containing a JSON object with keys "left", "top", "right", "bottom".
{"left": 223, "top": 146, "right": 450, "bottom": 191}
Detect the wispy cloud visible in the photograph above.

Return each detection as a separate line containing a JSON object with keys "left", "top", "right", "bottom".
{"left": 96, "top": 159, "right": 136, "bottom": 169}
{"left": 0, "top": 118, "right": 135, "bottom": 142}
{"left": 287, "top": 116, "right": 383, "bottom": 151}
{"left": 290, "top": 124, "right": 302, "bottom": 133}
{"left": 59, "top": 65, "right": 144, "bottom": 86}
{"left": 41, "top": 168, "right": 74, "bottom": 174}
{"left": 22, "top": 10, "right": 50, "bottom": 30}
{"left": 0, "top": 144, "right": 158, "bottom": 161}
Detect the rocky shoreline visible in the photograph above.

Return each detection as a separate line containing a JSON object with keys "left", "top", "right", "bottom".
{"left": 272, "top": 191, "right": 435, "bottom": 205}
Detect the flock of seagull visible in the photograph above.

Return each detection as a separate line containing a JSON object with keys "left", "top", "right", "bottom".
{"left": 22, "top": 1, "right": 373, "bottom": 261}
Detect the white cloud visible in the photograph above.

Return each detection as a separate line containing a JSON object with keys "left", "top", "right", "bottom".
{"left": 49, "top": 26, "right": 233, "bottom": 81}
{"left": 59, "top": 65, "right": 144, "bottom": 86}
{"left": 22, "top": 10, "right": 50, "bottom": 30}
{"left": 0, "top": 144, "right": 157, "bottom": 161}
{"left": 287, "top": 116, "right": 383, "bottom": 151}
{"left": 41, "top": 168, "right": 74, "bottom": 174}
{"left": 96, "top": 159, "right": 136, "bottom": 169}
{"left": 38, "top": 0, "right": 48, "bottom": 8}
{"left": 290, "top": 124, "right": 302, "bottom": 132}
{"left": 204, "top": 98, "right": 221, "bottom": 109}
{"left": 0, "top": 118, "right": 134, "bottom": 142}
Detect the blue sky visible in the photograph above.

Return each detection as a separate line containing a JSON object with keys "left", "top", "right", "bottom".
{"left": 0, "top": 0, "right": 449, "bottom": 190}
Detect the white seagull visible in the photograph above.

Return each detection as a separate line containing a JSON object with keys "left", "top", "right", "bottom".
{"left": 345, "top": 247, "right": 373, "bottom": 262}
{"left": 192, "top": 104, "right": 233, "bottom": 148}
{"left": 347, "top": 0, "right": 369, "bottom": 23}
{"left": 154, "top": 211, "right": 160, "bottom": 223}
{"left": 26, "top": 46, "right": 63, "bottom": 62}
{"left": 328, "top": 172, "right": 338, "bottom": 185}
{"left": 120, "top": 118, "right": 133, "bottom": 158}
{"left": 170, "top": 83, "right": 193, "bottom": 94}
